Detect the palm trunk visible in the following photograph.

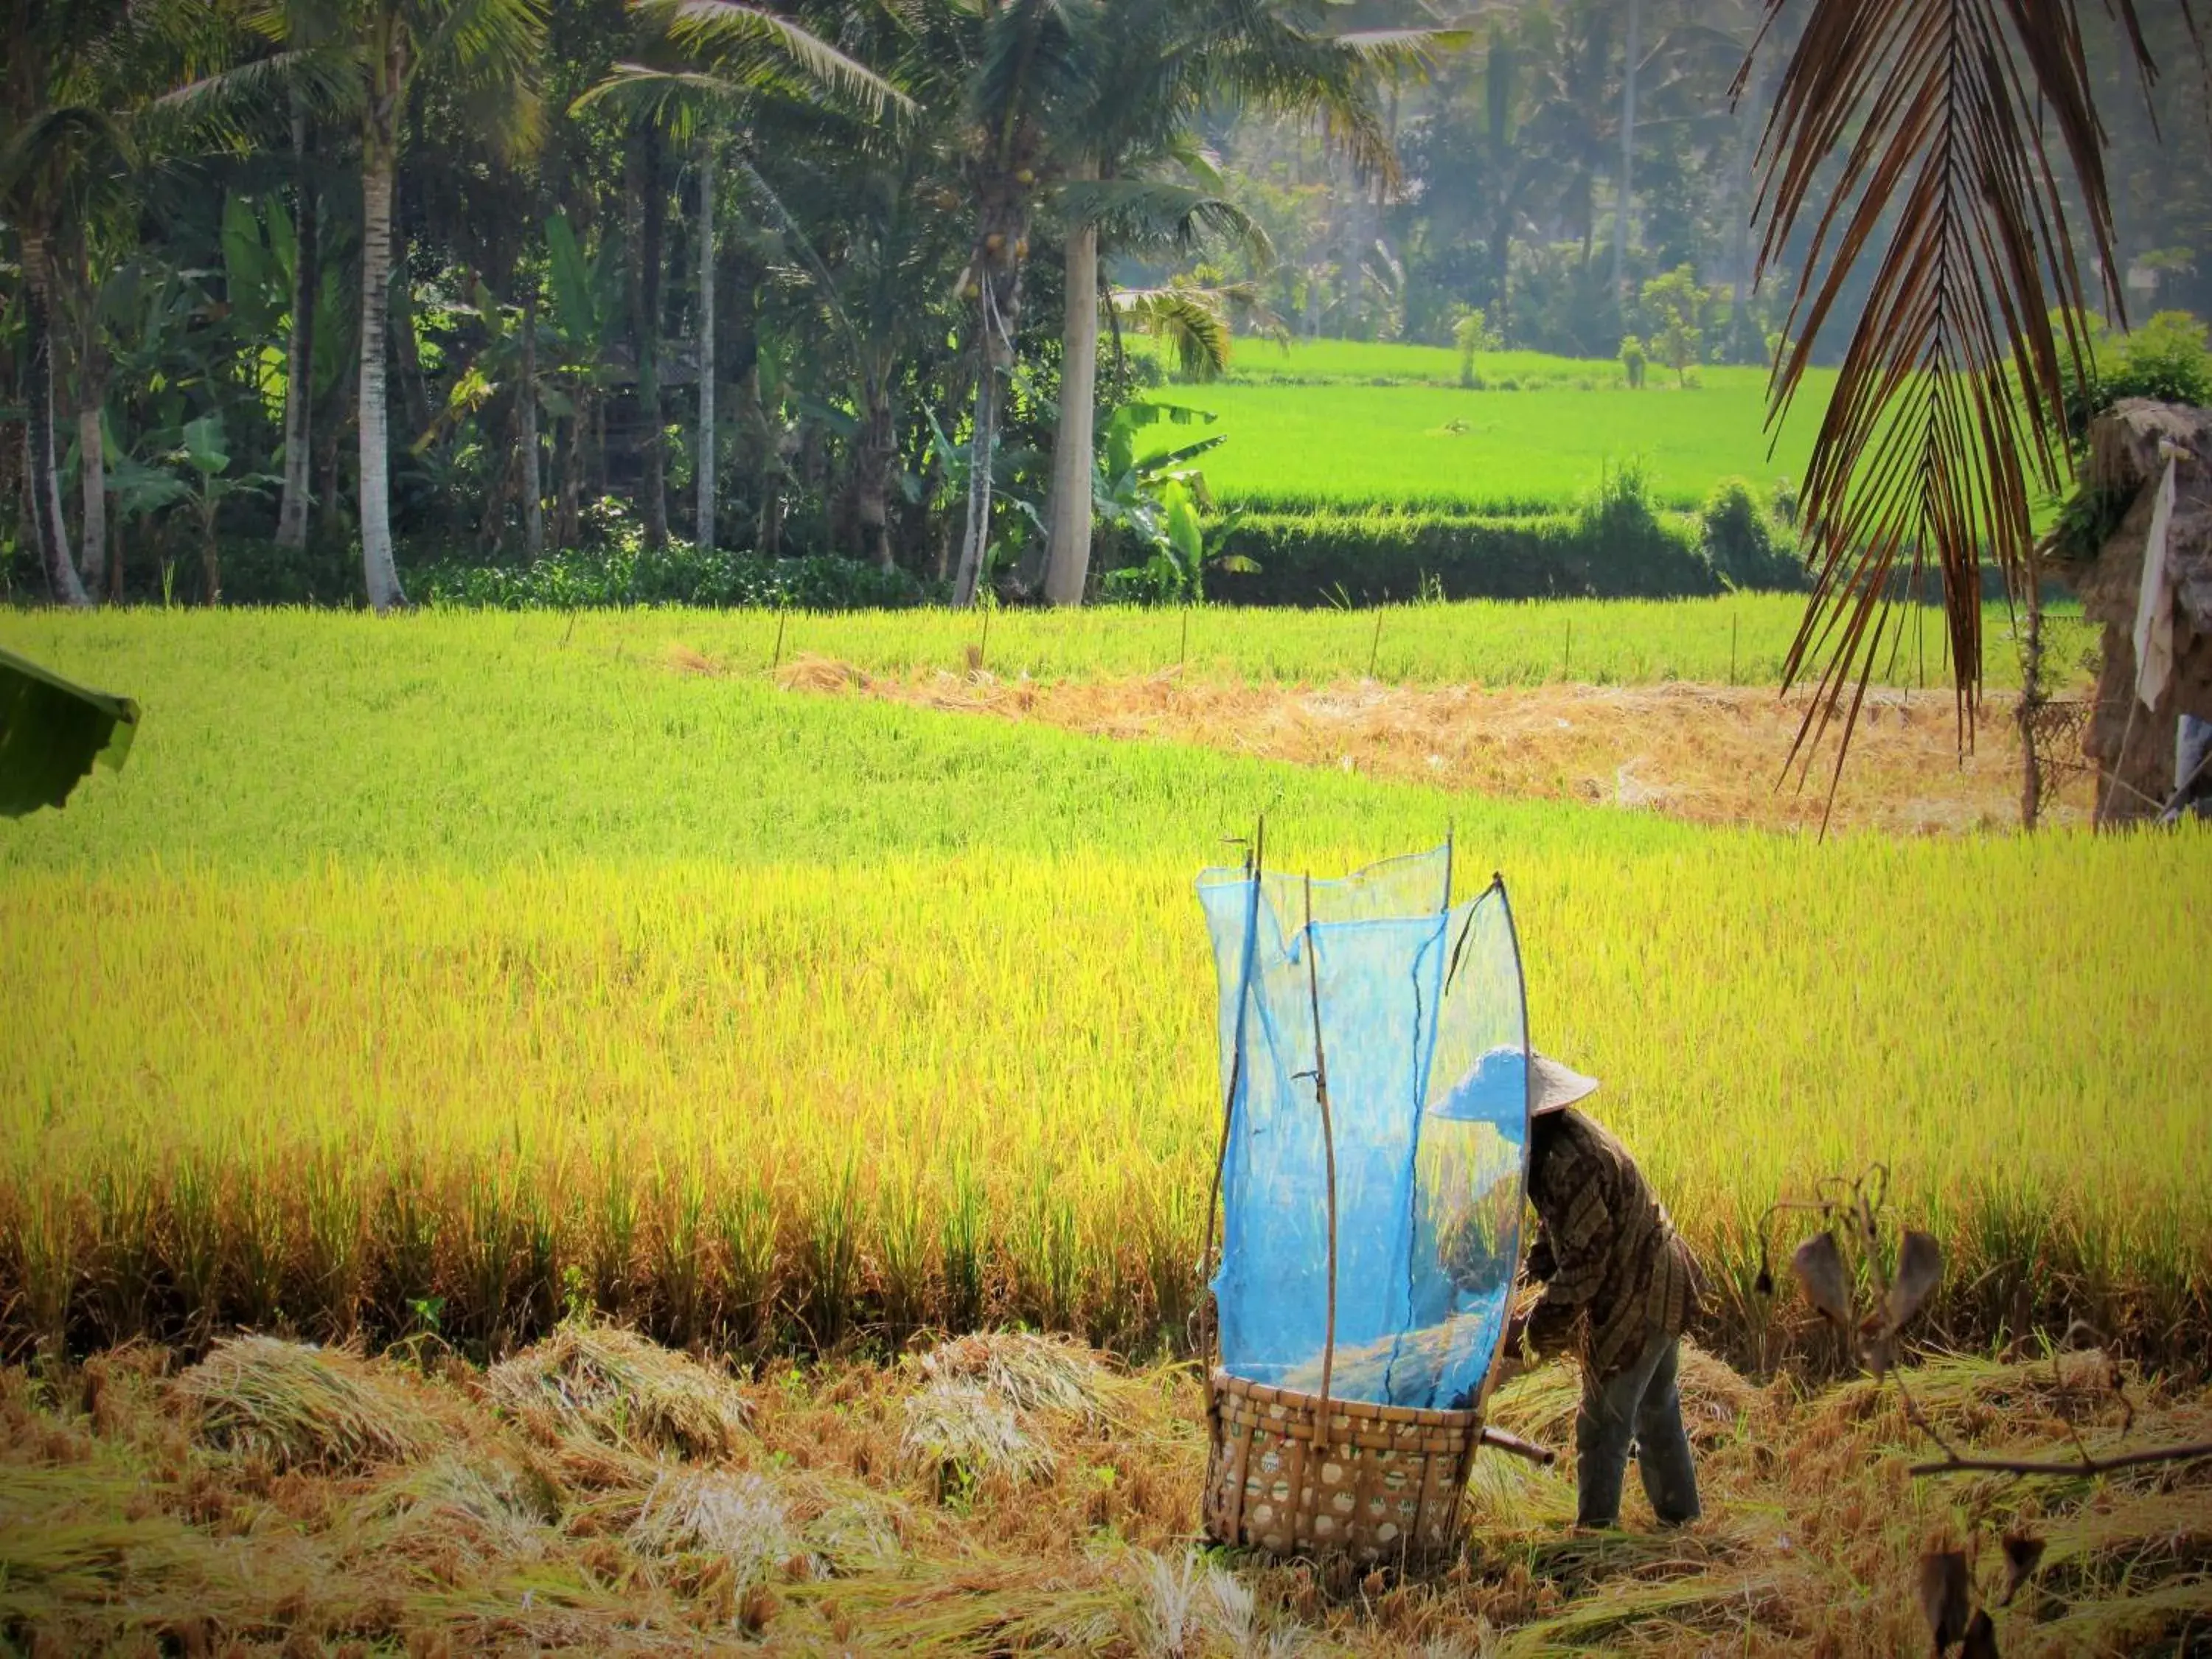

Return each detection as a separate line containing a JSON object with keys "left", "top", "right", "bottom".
{"left": 21, "top": 231, "right": 88, "bottom": 608}
{"left": 1043, "top": 204, "right": 1100, "bottom": 607}
{"left": 277, "top": 110, "right": 319, "bottom": 550}
{"left": 1613, "top": 0, "right": 1640, "bottom": 303}
{"left": 200, "top": 502, "right": 221, "bottom": 605}
{"left": 853, "top": 375, "right": 894, "bottom": 571}
{"left": 953, "top": 359, "right": 998, "bottom": 606}
{"left": 521, "top": 282, "right": 543, "bottom": 559}
{"left": 628, "top": 130, "right": 668, "bottom": 550}
{"left": 953, "top": 180, "right": 1029, "bottom": 608}
{"left": 77, "top": 403, "right": 105, "bottom": 593}
{"left": 695, "top": 141, "right": 716, "bottom": 554}
{"left": 358, "top": 85, "right": 407, "bottom": 613}
{"left": 317, "top": 350, "right": 351, "bottom": 543}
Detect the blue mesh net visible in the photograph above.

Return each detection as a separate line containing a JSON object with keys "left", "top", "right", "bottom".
{"left": 1198, "top": 844, "right": 1529, "bottom": 1413}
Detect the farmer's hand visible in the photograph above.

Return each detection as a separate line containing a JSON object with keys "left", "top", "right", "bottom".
{"left": 1503, "top": 1310, "right": 1530, "bottom": 1356}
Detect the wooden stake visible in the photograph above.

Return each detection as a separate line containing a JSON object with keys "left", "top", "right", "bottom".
{"left": 1303, "top": 874, "right": 1339, "bottom": 1430}
{"left": 1368, "top": 608, "right": 1384, "bottom": 681}
{"left": 771, "top": 610, "right": 787, "bottom": 675}
{"left": 1179, "top": 605, "right": 1190, "bottom": 669}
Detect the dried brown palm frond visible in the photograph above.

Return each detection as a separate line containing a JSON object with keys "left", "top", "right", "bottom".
{"left": 1747, "top": 0, "right": 2199, "bottom": 813}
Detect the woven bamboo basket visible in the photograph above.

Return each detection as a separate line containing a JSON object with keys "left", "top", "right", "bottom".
{"left": 1203, "top": 1369, "right": 1481, "bottom": 1562}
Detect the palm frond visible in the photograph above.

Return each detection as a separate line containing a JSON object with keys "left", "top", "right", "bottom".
{"left": 149, "top": 47, "right": 363, "bottom": 145}
{"left": 1750, "top": 0, "right": 2194, "bottom": 807}
{"left": 726, "top": 155, "right": 866, "bottom": 358}
{"left": 0, "top": 105, "right": 136, "bottom": 203}
{"left": 1056, "top": 179, "right": 1272, "bottom": 265}
{"left": 643, "top": 0, "right": 912, "bottom": 119}
{"left": 972, "top": 0, "right": 1094, "bottom": 145}
{"left": 1113, "top": 285, "right": 1232, "bottom": 380}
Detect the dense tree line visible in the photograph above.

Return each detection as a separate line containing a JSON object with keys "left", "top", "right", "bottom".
{"left": 2, "top": 0, "right": 2205, "bottom": 613}
{"left": 1222, "top": 0, "right": 2211, "bottom": 360}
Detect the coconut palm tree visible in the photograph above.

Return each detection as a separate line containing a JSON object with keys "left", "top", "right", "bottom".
{"left": 574, "top": 0, "right": 910, "bottom": 561}
{"left": 1748, "top": 0, "right": 2199, "bottom": 800}
{"left": 1, "top": 0, "right": 145, "bottom": 608}
{"left": 1034, "top": 0, "right": 1402, "bottom": 608}
{"left": 201, "top": 0, "right": 546, "bottom": 612}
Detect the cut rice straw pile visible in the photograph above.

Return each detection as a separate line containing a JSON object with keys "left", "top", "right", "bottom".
{"left": 758, "top": 653, "right": 2081, "bottom": 835}
{"left": 5, "top": 1330, "right": 2208, "bottom": 1656}
{"left": 486, "top": 1319, "right": 751, "bottom": 1458}
{"left": 174, "top": 1335, "right": 434, "bottom": 1472}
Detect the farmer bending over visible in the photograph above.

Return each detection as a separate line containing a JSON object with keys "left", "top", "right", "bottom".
{"left": 1507, "top": 1055, "right": 1705, "bottom": 1531}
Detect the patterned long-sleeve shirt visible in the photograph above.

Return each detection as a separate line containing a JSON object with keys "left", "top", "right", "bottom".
{"left": 1522, "top": 1107, "right": 1703, "bottom": 1380}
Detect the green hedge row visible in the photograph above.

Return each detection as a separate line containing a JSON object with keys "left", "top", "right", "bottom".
{"left": 1200, "top": 507, "right": 1805, "bottom": 606}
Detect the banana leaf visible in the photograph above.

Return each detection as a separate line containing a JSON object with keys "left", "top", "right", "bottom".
{"left": 0, "top": 647, "right": 140, "bottom": 817}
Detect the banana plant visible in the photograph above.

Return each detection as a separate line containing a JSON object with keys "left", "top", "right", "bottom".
{"left": 1091, "top": 400, "right": 1249, "bottom": 602}
{"left": 0, "top": 646, "right": 138, "bottom": 817}
{"left": 174, "top": 413, "right": 278, "bottom": 604}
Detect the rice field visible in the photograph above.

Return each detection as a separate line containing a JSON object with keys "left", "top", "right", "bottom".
{"left": 1, "top": 608, "right": 2205, "bottom": 1379}
{"left": 1139, "top": 342, "right": 1834, "bottom": 512}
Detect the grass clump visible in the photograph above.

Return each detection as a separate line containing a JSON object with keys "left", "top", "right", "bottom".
{"left": 487, "top": 1320, "right": 751, "bottom": 1459}
{"left": 175, "top": 1335, "right": 431, "bottom": 1473}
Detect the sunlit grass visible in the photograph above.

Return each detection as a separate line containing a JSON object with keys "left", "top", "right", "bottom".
{"left": 1134, "top": 339, "right": 1835, "bottom": 512}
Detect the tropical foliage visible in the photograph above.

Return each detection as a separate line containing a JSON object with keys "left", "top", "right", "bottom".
{"left": 0, "top": 0, "right": 2203, "bottom": 648}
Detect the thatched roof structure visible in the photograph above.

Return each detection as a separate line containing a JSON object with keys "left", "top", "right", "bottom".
{"left": 2067, "top": 399, "right": 2212, "bottom": 822}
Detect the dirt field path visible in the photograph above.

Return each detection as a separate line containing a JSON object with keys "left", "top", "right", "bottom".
{"left": 731, "top": 650, "right": 2091, "bottom": 835}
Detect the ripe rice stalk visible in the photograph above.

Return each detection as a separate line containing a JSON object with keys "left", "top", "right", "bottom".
{"left": 936, "top": 1151, "right": 986, "bottom": 1335}
{"left": 874, "top": 1154, "right": 929, "bottom": 1339}
{"left": 86, "top": 1154, "right": 157, "bottom": 1348}
{"left": 7, "top": 1178, "right": 77, "bottom": 1359}
{"left": 300, "top": 1147, "right": 365, "bottom": 1343}
{"left": 593, "top": 1137, "right": 638, "bottom": 1316}
{"left": 457, "top": 1156, "right": 522, "bottom": 1353}
{"left": 1009, "top": 1164, "right": 1082, "bottom": 1335}
{"left": 802, "top": 1151, "right": 862, "bottom": 1351}
{"left": 175, "top": 1335, "right": 434, "bottom": 1472}
{"left": 231, "top": 1153, "right": 293, "bottom": 1331}
{"left": 518, "top": 1180, "right": 567, "bottom": 1338}
{"left": 370, "top": 1158, "right": 439, "bottom": 1335}
{"left": 712, "top": 1175, "right": 779, "bottom": 1352}
{"left": 163, "top": 1154, "right": 225, "bottom": 1348}
{"left": 647, "top": 1156, "right": 709, "bottom": 1351}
